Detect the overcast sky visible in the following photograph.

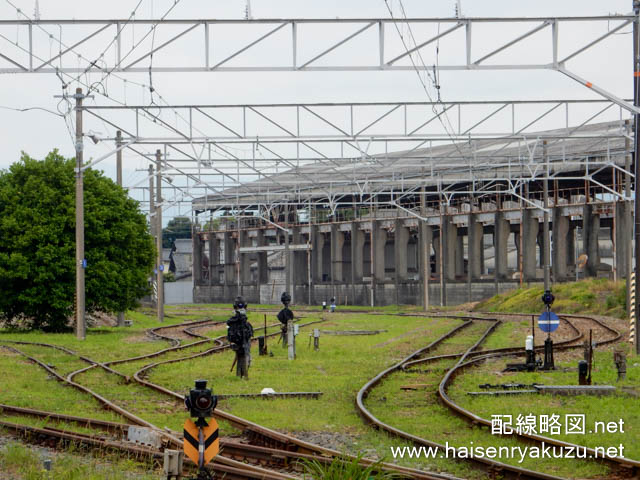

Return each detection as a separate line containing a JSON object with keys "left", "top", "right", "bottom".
{"left": 0, "top": 0, "right": 633, "bottom": 223}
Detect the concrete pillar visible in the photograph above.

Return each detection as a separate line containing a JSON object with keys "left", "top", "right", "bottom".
{"left": 293, "top": 226, "right": 308, "bottom": 285}
{"left": 193, "top": 234, "right": 204, "bottom": 285}
{"left": 567, "top": 225, "right": 576, "bottom": 267}
{"left": 442, "top": 216, "right": 456, "bottom": 282}
{"left": 455, "top": 233, "right": 464, "bottom": 278}
{"left": 583, "top": 204, "right": 600, "bottom": 277}
{"left": 536, "top": 231, "right": 545, "bottom": 269}
{"left": 433, "top": 235, "right": 441, "bottom": 276}
{"left": 256, "top": 230, "right": 269, "bottom": 284}
{"left": 372, "top": 221, "right": 386, "bottom": 282}
{"left": 330, "top": 225, "right": 344, "bottom": 283}
{"left": 351, "top": 222, "right": 365, "bottom": 283}
{"left": 312, "top": 227, "right": 325, "bottom": 283}
{"left": 394, "top": 220, "right": 410, "bottom": 281}
{"left": 494, "top": 211, "right": 509, "bottom": 280}
{"left": 615, "top": 202, "right": 630, "bottom": 278}
{"left": 419, "top": 222, "right": 433, "bottom": 307}
{"left": 552, "top": 208, "right": 570, "bottom": 281}
{"left": 208, "top": 233, "right": 220, "bottom": 284}
{"left": 223, "top": 231, "right": 236, "bottom": 286}
{"left": 468, "top": 213, "right": 483, "bottom": 280}
{"left": 522, "top": 209, "right": 539, "bottom": 281}
{"left": 239, "top": 230, "right": 251, "bottom": 285}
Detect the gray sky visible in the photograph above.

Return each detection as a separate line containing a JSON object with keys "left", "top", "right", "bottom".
{"left": 0, "top": 0, "right": 633, "bottom": 223}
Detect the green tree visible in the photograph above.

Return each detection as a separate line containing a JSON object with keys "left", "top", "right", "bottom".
{"left": 163, "top": 216, "right": 192, "bottom": 248}
{"left": 0, "top": 151, "right": 154, "bottom": 332}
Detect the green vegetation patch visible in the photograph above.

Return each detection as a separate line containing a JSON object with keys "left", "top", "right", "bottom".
{"left": 475, "top": 278, "right": 628, "bottom": 319}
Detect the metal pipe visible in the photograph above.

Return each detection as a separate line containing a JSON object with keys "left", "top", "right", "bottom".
{"left": 543, "top": 140, "right": 551, "bottom": 291}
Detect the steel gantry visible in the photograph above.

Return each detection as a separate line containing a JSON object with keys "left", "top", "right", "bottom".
{"left": 1, "top": 11, "right": 638, "bottom": 346}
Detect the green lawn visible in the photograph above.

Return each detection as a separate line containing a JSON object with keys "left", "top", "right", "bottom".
{"left": 0, "top": 302, "right": 637, "bottom": 480}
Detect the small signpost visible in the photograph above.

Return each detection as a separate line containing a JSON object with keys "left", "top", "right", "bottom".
{"left": 538, "top": 311, "right": 560, "bottom": 333}
{"left": 539, "top": 290, "right": 556, "bottom": 370}
{"left": 183, "top": 418, "right": 219, "bottom": 469}
{"left": 183, "top": 380, "right": 219, "bottom": 480}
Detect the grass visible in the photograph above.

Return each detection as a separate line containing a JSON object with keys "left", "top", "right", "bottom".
{"left": 448, "top": 350, "right": 640, "bottom": 461}
{"left": 0, "top": 440, "right": 158, "bottom": 479}
{"left": 0, "top": 302, "right": 637, "bottom": 479}
{"left": 300, "top": 453, "right": 402, "bottom": 479}
{"left": 475, "top": 278, "right": 628, "bottom": 319}
{"left": 150, "top": 313, "right": 460, "bottom": 433}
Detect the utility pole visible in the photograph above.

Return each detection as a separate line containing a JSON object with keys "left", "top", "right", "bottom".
{"left": 543, "top": 140, "right": 551, "bottom": 292}
{"left": 116, "top": 131, "right": 125, "bottom": 327}
{"left": 155, "top": 150, "right": 164, "bottom": 323}
{"left": 421, "top": 186, "right": 429, "bottom": 311}
{"left": 284, "top": 206, "right": 292, "bottom": 302}
{"left": 625, "top": 122, "right": 632, "bottom": 322}
{"left": 148, "top": 164, "right": 156, "bottom": 308}
{"left": 74, "top": 87, "right": 86, "bottom": 340}
{"left": 633, "top": 0, "right": 640, "bottom": 354}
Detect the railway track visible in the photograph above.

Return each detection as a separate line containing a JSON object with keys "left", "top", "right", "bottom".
{"left": 356, "top": 312, "right": 637, "bottom": 480}
{"left": 0, "top": 315, "right": 453, "bottom": 479}
{"left": 0, "top": 310, "right": 634, "bottom": 479}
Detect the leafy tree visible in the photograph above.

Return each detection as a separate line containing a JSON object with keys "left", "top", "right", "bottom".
{"left": 0, "top": 151, "right": 154, "bottom": 332}
{"left": 162, "top": 216, "right": 192, "bottom": 248}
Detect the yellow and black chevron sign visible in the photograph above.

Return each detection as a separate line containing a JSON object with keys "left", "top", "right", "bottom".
{"left": 183, "top": 418, "right": 219, "bottom": 466}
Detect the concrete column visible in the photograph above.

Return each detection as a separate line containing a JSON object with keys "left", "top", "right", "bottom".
{"left": 468, "top": 213, "right": 483, "bottom": 280}
{"left": 394, "top": 220, "right": 410, "bottom": 281}
{"left": 193, "top": 234, "right": 204, "bottom": 285}
{"left": 330, "top": 225, "right": 345, "bottom": 283}
{"left": 372, "top": 221, "right": 386, "bottom": 282}
{"left": 583, "top": 204, "right": 600, "bottom": 277}
{"left": 615, "top": 202, "right": 630, "bottom": 278}
{"left": 433, "top": 235, "right": 441, "bottom": 276}
{"left": 552, "top": 208, "right": 570, "bottom": 281}
{"left": 208, "top": 233, "right": 220, "bottom": 284}
{"left": 455, "top": 233, "right": 464, "bottom": 278}
{"left": 522, "top": 209, "right": 539, "bottom": 281}
{"left": 419, "top": 222, "right": 433, "bottom": 307}
{"left": 442, "top": 216, "right": 456, "bottom": 282}
{"left": 223, "top": 231, "right": 236, "bottom": 286}
{"left": 494, "top": 211, "right": 509, "bottom": 280}
{"left": 536, "top": 231, "right": 545, "bottom": 269}
{"left": 567, "top": 225, "right": 576, "bottom": 267}
{"left": 239, "top": 230, "right": 251, "bottom": 285}
{"left": 256, "top": 230, "right": 269, "bottom": 284}
{"left": 312, "top": 227, "right": 325, "bottom": 283}
{"left": 293, "top": 226, "right": 308, "bottom": 285}
{"left": 351, "top": 222, "right": 365, "bottom": 283}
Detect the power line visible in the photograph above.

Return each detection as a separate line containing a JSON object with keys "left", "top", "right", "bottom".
{"left": 383, "top": 0, "right": 466, "bottom": 159}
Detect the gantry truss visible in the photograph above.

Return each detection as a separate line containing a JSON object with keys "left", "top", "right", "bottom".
{"left": 0, "top": 14, "right": 637, "bottom": 214}
{"left": 80, "top": 99, "right": 633, "bottom": 214}
{"left": 0, "top": 16, "right": 635, "bottom": 77}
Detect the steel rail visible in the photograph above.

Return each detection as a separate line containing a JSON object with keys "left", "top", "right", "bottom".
{"left": 3, "top": 319, "right": 446, "bottom": 479}
{"left": 355, "top": 318, "right": 575, "bottom": 480}
{"left": 0, "top": 419, "right": 294, "bottom": 480}
{"left": 436, "top": 315, "right": 638, "bottom": 476}
{"left": 0, "top": 343, "right": 297, "bottom": 480}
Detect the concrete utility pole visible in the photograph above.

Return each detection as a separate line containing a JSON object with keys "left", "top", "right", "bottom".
{"left": 155, "top": 149, "right": 164, "bottom": 323}
{"left": 284, "top": 207, "right": 292, "bottom": 302}
{"left": 633, "top": 0, "right": 640, "bottom": 354}
{"left": 625, "top": 122, "right": 632, "bottom": 322}
{"left": 74, "top": 88, "right": 86, "bottom": 340}
{"left": 421, "top": 187, "right": 429, "bottom": 311}
{"left": 543, "top": 141, "right": 551, "bottom": 292}
{"left": 148, "top": 164, "right": 156, "bottom": 307}
{"left": 116, "top": 130, "right": 125, "bottom": 327}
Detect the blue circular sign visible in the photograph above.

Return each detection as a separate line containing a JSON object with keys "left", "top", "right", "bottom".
{"left": 538, "top": 311, "right": 560, "bottom": 333}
